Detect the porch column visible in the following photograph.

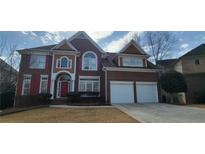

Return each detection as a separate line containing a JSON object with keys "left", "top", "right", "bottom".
{"left": 72, "top": 79, "right": 75, "bottom": 92}
{"left": 50, "top": 75, "right": 55, "bottom": 99}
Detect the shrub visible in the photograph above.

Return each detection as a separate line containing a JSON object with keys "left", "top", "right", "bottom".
{"left": 15, "top": 93, "right": 52, "bottom": 108}
{"left": 0, "top": 92, "right": 15, "bottom": 109}
{"left": 66, "top": 92, "right": 105, "bottom": 105}
{"left": 160, "top": 70, "right": 187, "bottom": 93}
{"left": 66, "top": 92, "right": 81, "bottom": 103}
{"left": 195, "top": 91, "right": 205, "bottom": 104}
{"left": 79, "top": 92, "right": 99, "bottom": 97}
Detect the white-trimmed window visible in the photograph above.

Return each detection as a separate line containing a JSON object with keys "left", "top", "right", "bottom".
{"left": 39, "top": 75, "right": 48, "bottom": 93}
{"left": 22, "top": 75, "right": 31, "bottom": 95}
{"left": 123, "top": 56, "right": 143, "bottom": 67}
{"left": 82, "top": 51, "right": 97, "bottom": 70}
{"left": 30, "top": 55, "right": 46, "bottom": 69}
{"left": 79, "top": 78, "right": 100, "bottom": 92}
{"left": 56, "top": 57, "right": 72, "bottom": 69}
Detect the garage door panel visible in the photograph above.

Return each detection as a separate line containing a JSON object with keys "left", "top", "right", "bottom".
{"left": 136, "top": 82, "right": 158, "bottom": 103}
{"left": 110, "top": 82, "right": 134, "bottom": 104}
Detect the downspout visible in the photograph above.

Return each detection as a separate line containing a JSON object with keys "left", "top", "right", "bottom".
{"left": 103, "top": 67, "right": 108, "bottom": 103}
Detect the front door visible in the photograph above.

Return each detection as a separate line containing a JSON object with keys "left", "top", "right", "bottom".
{"left": 61, "top": 81, "right": 69, "bottom": 97}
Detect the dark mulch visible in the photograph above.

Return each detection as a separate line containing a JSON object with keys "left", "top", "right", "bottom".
{"left": 0, "top": 105, "right": 48, "bottom": 116}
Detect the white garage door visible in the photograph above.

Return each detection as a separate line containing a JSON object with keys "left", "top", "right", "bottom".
{"left": 110, "top": 81, "right": 134, "bottom": 104}
{"left": 136, "top": 82, "right": 158, "bottom": 103}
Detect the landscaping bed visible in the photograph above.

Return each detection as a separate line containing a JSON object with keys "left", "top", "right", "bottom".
{"left": 0, "top": 105, "right": 48, "bottom": 116}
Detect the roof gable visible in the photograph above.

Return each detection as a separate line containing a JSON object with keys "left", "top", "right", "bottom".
{"left": 52, "top": 39, "right": 77, "bottom": 51}
{"left": 68, "top": 31, "right": 105, "bottom": 53}
{"left": 119, "top": 40, "right": 149, "bottom": 56}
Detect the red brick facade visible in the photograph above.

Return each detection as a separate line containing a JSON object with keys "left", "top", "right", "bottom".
{"left": 16, "top": 31, "right": 159, "bottom": 104}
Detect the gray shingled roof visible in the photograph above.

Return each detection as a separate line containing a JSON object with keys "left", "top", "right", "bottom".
{"left": 157, "top": 59, "right": 178, "bottom": 67}
{"left": 182, "top": 44, "right": 205, "bottom": 57}
{"left": 102, "top": 52, "right": 157, "bottom": 69}
{"left": 17, "top": 44, "right": 56, "bottom": 52}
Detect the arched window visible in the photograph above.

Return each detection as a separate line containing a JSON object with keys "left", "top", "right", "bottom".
{"left": 82, "top": 51, "right": 97, "bottom": 70}
{"left": 61, "top": 57, "right": 68, "bottom": 68}
{"left": 56, "top": 57, "right": 72, "bottom": 69}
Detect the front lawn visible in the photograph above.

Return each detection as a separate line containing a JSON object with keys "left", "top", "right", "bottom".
{"left": 0, "top": 107, "right": 138, "bottom": 123}
{"left": 188, "top": 104, "right": 205, "bottom": 109}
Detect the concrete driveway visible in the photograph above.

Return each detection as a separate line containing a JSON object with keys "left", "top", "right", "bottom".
{"left": 114, "top": 103, "right": 205, "bottom": 123}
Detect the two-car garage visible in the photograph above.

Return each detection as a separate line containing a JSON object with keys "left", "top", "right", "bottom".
{"left": 110, "top": 81, "right": 159, "bottom": 104}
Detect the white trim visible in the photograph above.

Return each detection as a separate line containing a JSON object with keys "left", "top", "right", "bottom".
{"left": 119, "top": 40, "right": 149, "bottom": 56}
{"left": 78, "top": 76, "right": 100, "bottom": 93}
{"left": 53, "top": 71, "right": 75, "bottom": 98}
{"left": 51, "top": 50, "right": 80, "bottom": 55}
{"left": 122, "top": 56, "right": 144, "bottom": 67}
{"left": 79, "top": 76, "right": 100, "bottom": 79}
{"left": 54, "top": 71, "right": 74, "bottom": 80}
{"left": 21, "top": 74, "right": 32, "bottom": 96}
{"left": 82, "top": 51, "right": 98, "bottom": 71}
{"left": 56, "top": 75, "right": 72, "bottom": 98}
{"left": 67, "top": 31, "right": 105, "bottom": 53}
{"left": 18, "top": 50, "right": 52, "bottom": 55}
{"left": 105, "top": 70, "right": 108, "bottom": 102}
{"left": 39, "top": 75, "right": 48, "bottom": 94}
{"left": 56, "top": 56, "right": 72, "bottom": 69}
{"left": 51, "top": 39, "right": 78, "bottom": 51}
{"left": 110, "top": 81, "right": 134, "bottom": 85}
{"left": 103, "top": 67, "right": 159, "bottom": 72}
{"left": 135, "top": 81, "right": 158, "bottom": 85}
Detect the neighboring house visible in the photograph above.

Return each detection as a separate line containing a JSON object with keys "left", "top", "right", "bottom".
{"left": 158, "top": 44, "right": 205, "bottom": 103}
{"left": 16, "top": 31, "right": 159, "bottom": 105}
{"left": 0, "top": 58, "right": 18, "bottom": 93}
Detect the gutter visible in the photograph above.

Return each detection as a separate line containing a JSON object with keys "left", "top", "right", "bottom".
{"left": 103, "top": 67, "right": 160, "bottom": 72}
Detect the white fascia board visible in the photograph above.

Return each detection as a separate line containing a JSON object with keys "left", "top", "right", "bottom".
{"left": 51, "top": 39, "right": 78, "bottom": 51}
{"left": 119, "top": 40, "right": 150, "bottom": 56}
{"left": 51, "top": 50, "right": 80, "bottom": 55}
{"left": 103, "top": 67, "right": 159, "bottom": 72}
{"left": 135, "top": 81, "right": 158, "bottom": 85}
{"left": 118, "top": 53, "right": 149, "bottom": 58}
{"left": 18, "top": 50, "right": 52, "bottom": 55}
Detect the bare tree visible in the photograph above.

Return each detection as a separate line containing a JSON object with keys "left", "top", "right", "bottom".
{"left": 144, "top": 31, "right": 177, "bottom": 64}
{"left": 121, "top": 32, "right": 142, "bottom": 48}
{"left": 0, "top": 38, "right": 19, "bottom": 93}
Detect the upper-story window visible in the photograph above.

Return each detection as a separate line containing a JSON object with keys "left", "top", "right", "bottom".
{"left": 56, "top": 57, "right": 72, "bottom": 69}
{"left": 30, "top": 55, "right": 46, "bottom": 69}
{"left": 82, "top": 51, "right": 97, "bottom": 71}
{"left": 122, "top": 56, "right": 143, "bottom": 67}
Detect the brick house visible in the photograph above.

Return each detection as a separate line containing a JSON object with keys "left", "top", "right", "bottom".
{"left": 16, "top": 31, "right": 160, "bottom": 104}
{"left": 157, "top": 44, "right": 205, "bottom": 103}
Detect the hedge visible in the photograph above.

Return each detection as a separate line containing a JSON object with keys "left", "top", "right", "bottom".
{"left": 15, "top": 93, "right": 52, "bottom": 108}
{"left": 0, "top": 92, "right": 15, "bottom": 109}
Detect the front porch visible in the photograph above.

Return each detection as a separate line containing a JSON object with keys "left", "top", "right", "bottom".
{"left": 51, "top": 72, "right": 75, "bottom": 99}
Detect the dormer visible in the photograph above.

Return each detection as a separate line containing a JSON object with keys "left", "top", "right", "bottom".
{"left": 117, "top": 40, "right": 150, "bottom": 68}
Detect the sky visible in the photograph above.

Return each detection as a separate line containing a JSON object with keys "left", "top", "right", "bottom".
{"left": 1, "top": 31, "right": 205, "bottom": 62}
